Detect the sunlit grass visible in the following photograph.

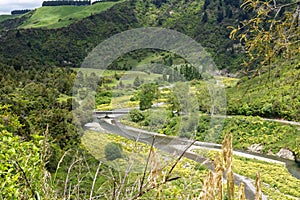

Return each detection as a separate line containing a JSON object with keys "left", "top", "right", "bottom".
{"left": 19, "top": 1, "right": 124, "bottom": 29}
{"left": 81, "top": 130, "right": 209, "bottom": 199}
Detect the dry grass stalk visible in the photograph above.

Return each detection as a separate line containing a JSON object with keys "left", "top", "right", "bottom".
{"left": 255, "top": 171, "right": 262, "bottom": 200}
{"left": 226, "top": 162, "right": 234, "bottom": 200}
{"left": 41, "top": 124, "right": 55, "bottom": 199}
{"left": 130, "top": 140, "right": 195, "bottom": 200}
{"left": 222, "top": 133, "right": 234, "bottom": 200}
{"left": 238, "top": 183, "right": 246, "bottom": 200}
{"left": 200, "top": 171, "right": 215, "bottom": 200}
{"left": 214, "top": 153, "right": 223, "bottom": 200}
{"left": 148, "top": 148, "right": 162, "bottom": 187}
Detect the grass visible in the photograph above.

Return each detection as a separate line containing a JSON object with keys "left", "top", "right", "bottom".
{"left": 111, "top": 49, "right": 187, "bottom": 72}
{"left": 82, "top": 130, "right": 151, "bottom": 172}
{"left": 73, "top": 67, "right": 163, "bottom": 90}
{"left": 19, "top": 1, "right": 125, "bottom": 29}
{"left": 81, "top": 130, "right": 209, "bottom": 199}
{"left": 233, "top": 156, "right": 300, "bottom": 199}
{"left": 73, "top": 68, "right": 164, "bottom": 110}
{"left": 73, "top": 68, "right": 162, "bottom": 80}
{"left": 215, "top": 76, "right": 240, "bottom": 88}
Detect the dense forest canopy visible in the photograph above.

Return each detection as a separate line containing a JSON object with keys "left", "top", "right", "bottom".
{"left": 42, "top": 0, "right": 91, "bottom": 6}
{"left": 11, "top": 9, "right": 32, "bottom": 15}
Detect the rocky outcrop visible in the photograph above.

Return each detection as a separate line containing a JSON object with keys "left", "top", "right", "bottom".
{"left": 247, "top": 144, "right": 264, "bottom": 154}
{"left": 247, "top": 145, "right": 297, "bottom": 161}
{"left": 276, "top": 148, "right": 295, "bottom": 161}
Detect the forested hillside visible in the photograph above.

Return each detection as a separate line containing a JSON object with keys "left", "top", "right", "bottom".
{"left": 226, "top": 60, "right": 300, "bottom": 121}
{"left": 0, "top": 0, "right": 245, "bottom": 70}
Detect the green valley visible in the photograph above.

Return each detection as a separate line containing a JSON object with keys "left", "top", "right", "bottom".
{"left": 0, "top": 0, "right": 299, "bottom": 199}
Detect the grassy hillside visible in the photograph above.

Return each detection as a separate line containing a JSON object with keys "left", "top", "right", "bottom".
{"left": 226, "top": 59, "right": 300, "bottom": 121}
{"left": 19, "top": 1, "right": 125, "bottom": 29}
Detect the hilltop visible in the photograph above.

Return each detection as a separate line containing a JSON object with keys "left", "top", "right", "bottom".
{"left": 20, "top": 1, "right": 125, "bottom": 29}
{"left": 0, "top": 15, "right": 17, "bottom": 23}
{"left": 0, "top": 1, "right": 124, "bottom": 29}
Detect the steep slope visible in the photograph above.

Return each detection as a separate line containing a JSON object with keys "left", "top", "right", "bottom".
{"left": 0, "top": 1, "right": 124, "bottom": 30}
{"left": 0, "top": 1, "right": 139, "bottom": 68}
{"left": 226, "top": 59, "right": 300, "bottom": 121}
{"left": 0, "top": 15, "right": 17, "bottom": 23}
{"left": 0, "top": 0, "right": 245, "bottom": 70}
{"left": 0, "top": 13, "right": 31, "bottom": 30}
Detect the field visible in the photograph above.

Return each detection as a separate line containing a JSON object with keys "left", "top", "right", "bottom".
{"left": 19, "top": 1, "right": 124, "bottom": 29}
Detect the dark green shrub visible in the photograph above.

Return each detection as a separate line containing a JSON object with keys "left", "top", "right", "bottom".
{"left": 105, "top": 142, "right": 123, "bottom": 161}
{"left": 129, "top": 109, "right": 145, "bottom": 123}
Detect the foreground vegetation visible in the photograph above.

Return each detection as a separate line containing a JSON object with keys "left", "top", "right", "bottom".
{"left": 81, "top": 131, "right": 209, "bottom": 199}
{"left": 195, "top": 149, "right": 300, "bottom": 199}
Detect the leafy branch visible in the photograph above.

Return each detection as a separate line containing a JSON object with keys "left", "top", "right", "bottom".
{"left": 229, "top": 0, "right": 300, "bottom": 71}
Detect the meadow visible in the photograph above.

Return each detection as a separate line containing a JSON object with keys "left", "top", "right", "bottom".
{"left": 19, "top": 1, "right": 125, "bottom": 29}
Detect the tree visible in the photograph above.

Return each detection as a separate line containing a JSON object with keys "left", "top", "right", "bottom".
{"left": 203, "top": 0, "right": 210, "bottom": 10}
{"left": 225, "top": 6, "right": 233, "bottom": 18}
{"left": 138, "top": 83, "right": 159, "bottom": 110}
{"left": 167, "top": 91, "right": 180, "bottom": 116}
{"left": 162, "top": 71, "right": 168, "bottom": 81}
{"left": 230, "top": 0, "right": 300, "bottom": 71}
{"left": 167, "top": 82, "right": 196, "bottom": 116}
{"left": 0, "top": 105, "right": 52, "bottom": 199}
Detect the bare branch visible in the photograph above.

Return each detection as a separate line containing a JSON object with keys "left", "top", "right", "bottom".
{"left": 52, "top": 150, "right": 69, "bottom": 185}
{"left": 14, "top": 159, "right": 36, "bottom": 199}
{"left": 63, "top": 155, "right": 81, "bottom": 198}
{"left": 89, "top": 160, "right": 102, "bottom": 200}
{"left": 165, "top": 140, "right": 196, "bottom": 181}
{"left": 140, "top": 136, "right": 156, "bottom": 193}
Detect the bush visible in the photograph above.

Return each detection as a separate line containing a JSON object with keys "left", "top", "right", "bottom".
{"left": 129, "top": 109, "right": 145, "bottom": 123}
{"left": 105, "top": 142, "right": 123, "bottom": 161}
